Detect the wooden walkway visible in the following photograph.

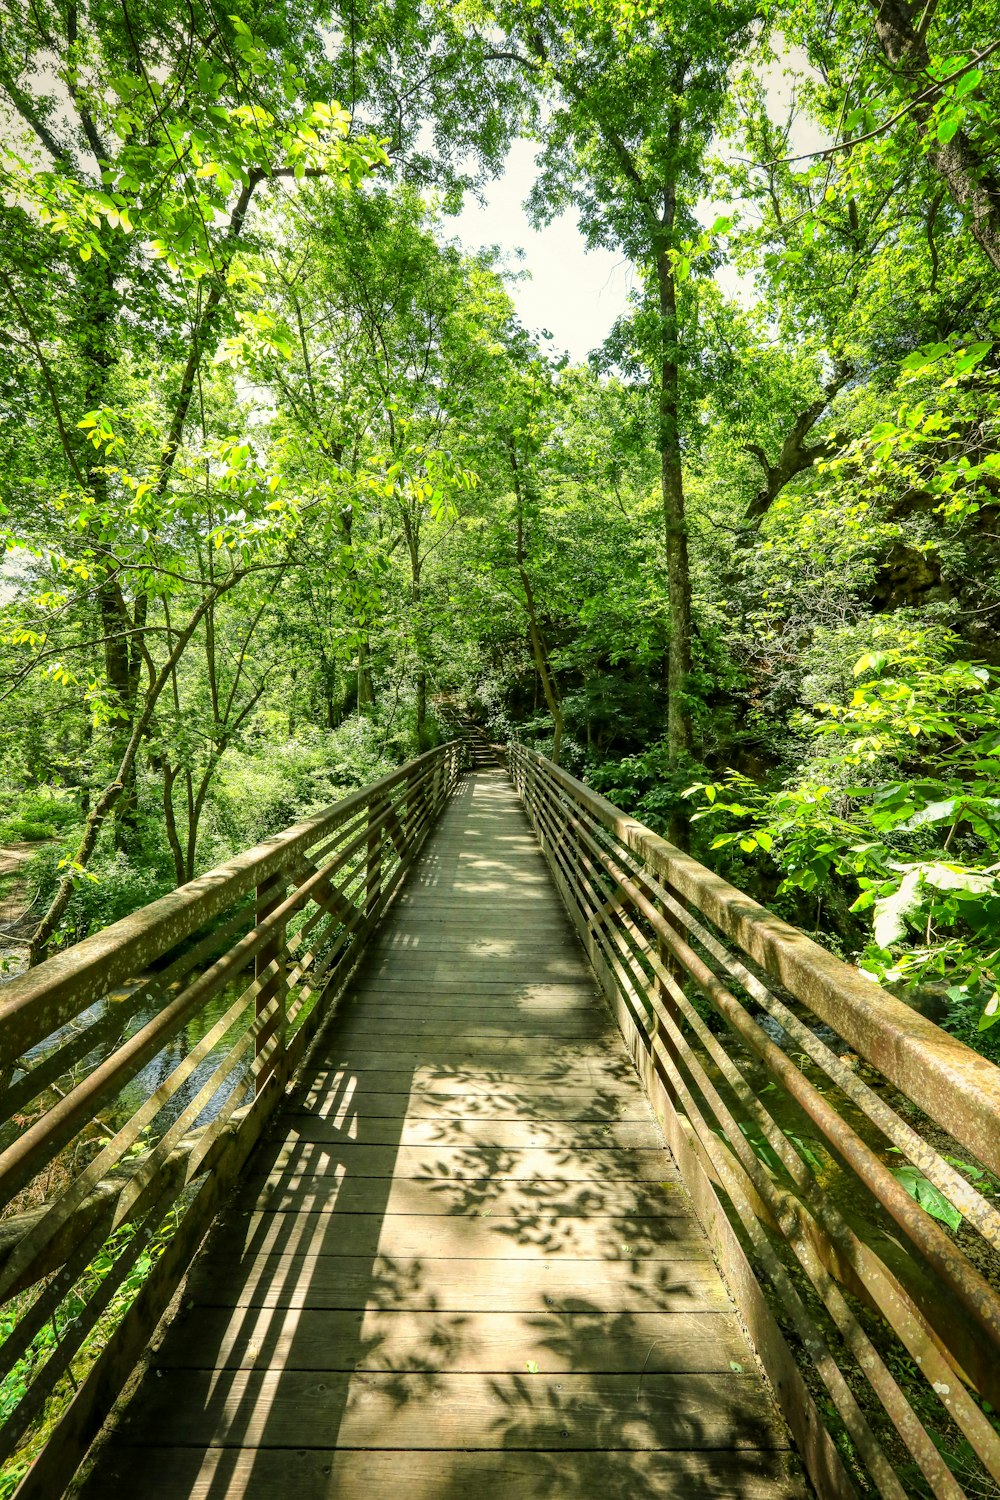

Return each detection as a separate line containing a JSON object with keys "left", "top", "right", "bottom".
{"left": 82, "top": 771, "right": 806, "bottom": 1499}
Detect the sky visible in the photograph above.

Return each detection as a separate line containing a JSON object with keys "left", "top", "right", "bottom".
{"left": 446, "top": 138, "right": 637, "bottom": 363}
{"left": 444, "top": 52, "right": 825, "bottom": 364}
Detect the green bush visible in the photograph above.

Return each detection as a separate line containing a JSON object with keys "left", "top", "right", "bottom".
{"left": 23, "top": 843, "right": 174, "bottom": 951}
{"left": 0, "top": 790, "right": 81, "bottom": 843}
{"left": 201, "top": 713, "right": 405, "bottom": 858}
{"left": 0, "top": 818, "right": 57, "bottom": 842}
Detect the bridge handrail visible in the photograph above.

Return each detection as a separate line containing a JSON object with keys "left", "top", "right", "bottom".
{"left": 509, "top": 741, "right": 1000, "bottom": 1500}
{"left": 0, "top": 740, "right": 462, "bottom": 1498}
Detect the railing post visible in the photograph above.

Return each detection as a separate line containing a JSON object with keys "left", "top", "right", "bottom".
{"left": 255, "top": 869, "right": 287, "bottom": 1078}
{"left": 405, "top": 759, "right": 420, "bottom": 845}
{"left": 366, "top": 796, "right": 383, "bottom": 920}
{"left": 653, "top": 899, "right": 684, "bottom": 1090}
{"left": 432, "top": 745, "right": 445, "bottom": 813}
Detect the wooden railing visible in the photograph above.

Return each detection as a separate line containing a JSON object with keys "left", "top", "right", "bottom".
{"left": 509, "top": 743, "right": 1000, "bottom": 1500}
{"left": 0, "top": 741, "right": 462, "bottom": 1499}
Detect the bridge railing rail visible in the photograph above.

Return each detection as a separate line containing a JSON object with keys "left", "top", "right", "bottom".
{"left": 509, "top": 742, "right": 1000, "bottom": 1500}
{"left": 0, "top": 740, "right": 462, "bottom": 1499}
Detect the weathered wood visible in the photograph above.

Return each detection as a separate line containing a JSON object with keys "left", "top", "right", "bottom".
{"left": 292, "top": 1066, "right": 642, "bottom": 1096}
{"left": 312, "top": 1046, "right": 639, "bottom": 1080}
{"left": 260, "top": 1140, "right": 684, "bottom": 1181}
{"left": 154, "top": 1304, "right": 748, "bottom": 1372}
{"left": 287, "top": 1086, "right": 655, "bottom": 1120}
{"left": 81, "top": 1445, "right": 809, "bottom": 1499}
{"left": 203, "top": 1207, "right": 703, "bottom": 1261}
{"left": 237, "top": 1173, "right": 690, "bottom": 1218}
{"left": 332, "top": 1015, "right": 608, "bottom": 1040}
{"left": 184, "top": 1250, "right": 727, "bottom": 1311}
{"left": 116, "top": 1368, "right": 788, "bottom": 1450}
{"left": 269, "top": 1115, "right": 663, "bottom": 1149}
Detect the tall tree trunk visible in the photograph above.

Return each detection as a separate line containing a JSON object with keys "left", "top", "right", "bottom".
{"left": 356, "top": 638, "right": 375, "bottom": 713}
{"left": 509, "top": 437, "right": 564, "bottom": 765}
{"left": 416, "top": 668, "right": 428, "bottom": 746}
{"left": 656, "top": 246, "right": 691, "bottom": 765}
{"left": 521, "top": 572, "right": 564, "bottom": 766}
{"left": 339, "top": 503, "right": 376, "bottom": 714}
{"left": 869, "top": 0, "right": 1000, "bottom": 272}
{"left": 401, "top": 506, "right": 428, "bottom": 749}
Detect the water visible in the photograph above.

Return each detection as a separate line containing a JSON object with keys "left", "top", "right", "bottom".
{"left": 2, "top": 974, "right": 257, "bottom": 1164}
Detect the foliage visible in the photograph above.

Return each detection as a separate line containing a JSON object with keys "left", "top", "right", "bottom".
{"left": 0, "top": 0, "right": 998, "bottom": 1075}
{"left": 0, "top": 1218, "right": 170, "bottom": 1500}
{"left": 686, "top": 623, "right": 1000, "bottom": 1047}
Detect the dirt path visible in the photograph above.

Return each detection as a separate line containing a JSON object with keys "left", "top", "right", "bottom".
{"left": 0, "top": 842, "right": 41, "bottom": 945}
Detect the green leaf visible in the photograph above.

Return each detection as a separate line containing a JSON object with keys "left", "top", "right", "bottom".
{"left": 890, "top": 1165, "right": 961, "bottom": 1232}
{"left": 979, "top": 992, "right": 1000, "bottom": 1031}
{"left": 898, "top": 798, "right": 959, "bottom": 830}
{"left": 953, "top": 68, "right": 983, "bottom": 99}
{"left": 937, "top": 111, "right": 964, "bottom": 144}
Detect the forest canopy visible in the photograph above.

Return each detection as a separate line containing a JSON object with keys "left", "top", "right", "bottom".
{"left": 1, "top": 0, "right": 999, "bottom": 1054}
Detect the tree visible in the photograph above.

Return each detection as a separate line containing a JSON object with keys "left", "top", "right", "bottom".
{"left": 0, "top": 5, "right": 385, "bottom": 955}
{"left": 466, "top": 0, "right": 758, "bottom": 765}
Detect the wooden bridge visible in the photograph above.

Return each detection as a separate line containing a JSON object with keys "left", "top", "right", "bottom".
{"left": 1, "top": 744, "right": 999, "bottom": 1499}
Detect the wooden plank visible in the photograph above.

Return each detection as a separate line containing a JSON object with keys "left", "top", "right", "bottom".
{"left": 237, "top": 1174, "right": 690, "bottom": 1218}
{"left": 81, "top": 1445, "right": 810, "bottom": 1499}
{"left": 269, "top": 1116, "right": 664, "bottom": 1149}
{"left": 202, "top": 1208, "right": 705, "bottom": 1262}
{"left": 287, "top": 1088, "right": 656, "bottom": 1121}
{"left": 331, "top": 1018, "right": 610, "bottom": 1042}
{"left": 115, "top": 1369, "right": 785, "bottom": 1450}
{"left": 289, "top": 1080, "right": 650, "bottom": 1116}
{"left": 182, "top": 1251, "right": 729, "bottom": 1310}
{"left": 332, "top": 998, "right": 602, "bottom": 1019}
{"left": 362, "top": 953, "right": 590, "bottom": 972}
{"left": 388, "top": 908, "right": 568, "bottom": 928}
{"left": 154, "top": 1304, "right": 747, "bottom": 1373}
{"left": 308, "top": 1046, "right": 640, "bottom": 1080}
{"left": 261, "top": 1140, "right": 681, "bottom": 1182}
{"left": 349, "top": 979, "right": 598, "bottom": 997}
{"left": 370, "top": 938, "right": 581, "bottom": 955}
{"left": 378, "top": 913, "right": 574, "bottom": 929}
{"left": 353, "top": 984, "right": 594, "bottom": 1003}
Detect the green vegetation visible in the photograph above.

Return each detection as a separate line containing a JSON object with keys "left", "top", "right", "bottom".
{"left": 0, "top": 1218, "right": 170, "bottom": 1500}
{"left": 0, "top": 0, "right": 998, "bottom": 1058}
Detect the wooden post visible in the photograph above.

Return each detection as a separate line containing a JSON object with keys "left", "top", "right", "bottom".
{"left": 652, "top": 895, "right": 684, "bottom": 1112}
{"left": 366, "top": 799, "right": 383, "bottom": 920}
{"left": 404, "top": 761, "right": 419, "bottom": 846}
{"left": 255, "top": 870, "right": 287, "bottom": 1079}
{"left": 432, "top": 748, "right": 444, "bottom": 814}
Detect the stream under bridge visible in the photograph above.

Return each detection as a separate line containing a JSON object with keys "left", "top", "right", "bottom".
{"left": 1, "top": 741, "right": 999, "bottom": 1499}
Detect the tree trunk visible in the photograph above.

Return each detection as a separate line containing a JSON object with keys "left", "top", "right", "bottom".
{"left": 508, "top": 436, "right": 564, "bottom": 765}
{"left": 402, "top": 507, "right": 428, "bottom": 750}
{"left": 29, "top": 579, "right": 240, "bottom": 964}
{"left": 356, "top": 638, "right": 375, "bottom": 713}
{"left": 656, "top": 248, "right": 691, "bottom": 765}
{"left": 869, "top": 0, "right": 1000, "bottom": 272}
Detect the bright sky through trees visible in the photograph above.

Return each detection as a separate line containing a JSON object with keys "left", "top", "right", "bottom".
{"left": 446, "top": 53, "right": 824, "bottom": 363}
{"left": 448, "top": 138, "right": 635, "bottom": 361}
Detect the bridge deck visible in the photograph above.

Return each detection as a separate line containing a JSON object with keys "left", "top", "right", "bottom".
{"left": 82, "top": 771, "right": 806, "bottom": 1499}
